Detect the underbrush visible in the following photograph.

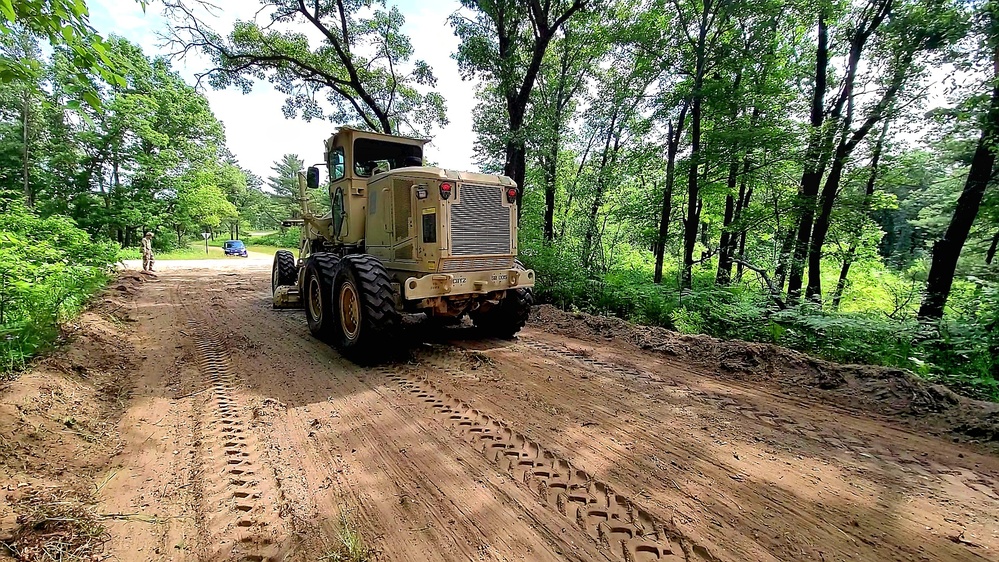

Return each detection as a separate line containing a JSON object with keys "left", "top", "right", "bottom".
{"left": 521, "top": 244, "right": 999, "bottom": 401}
{"left": 0, "top": 203, "right": 117, "bottom": 375}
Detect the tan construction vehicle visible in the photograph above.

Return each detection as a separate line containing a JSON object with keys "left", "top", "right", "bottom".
{"left": 271, "top": 127, "right": 535, "bottom": 358}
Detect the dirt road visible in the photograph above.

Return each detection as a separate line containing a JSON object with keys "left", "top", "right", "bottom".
{"left": 3, "top": 261, "right": 998, "bottom": 562}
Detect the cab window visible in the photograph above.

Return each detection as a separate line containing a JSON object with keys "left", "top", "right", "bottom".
{"left": 329, "top": 147, "right": 345, "bottom": 181}
{"left": 353, "top": 138, "right": 423, "bottom": 177}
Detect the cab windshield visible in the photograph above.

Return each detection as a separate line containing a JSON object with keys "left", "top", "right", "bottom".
{"left": 225, "top": 241, "right": 245, "bottom": 249}
{"left": 353, "top": 138, "right": 423, "bottom": 177}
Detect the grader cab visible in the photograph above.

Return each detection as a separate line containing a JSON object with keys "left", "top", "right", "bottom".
{"left": 271, "top": 127, "right": 535, "bottom": 358}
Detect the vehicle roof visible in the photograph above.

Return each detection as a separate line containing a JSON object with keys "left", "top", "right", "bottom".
{"left": 332, "top": 127, "right": 429, "bottom": 147}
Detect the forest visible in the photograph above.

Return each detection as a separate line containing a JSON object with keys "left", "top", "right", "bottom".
{"left": 2, "top": 0, "right": 998, "bottom": 399}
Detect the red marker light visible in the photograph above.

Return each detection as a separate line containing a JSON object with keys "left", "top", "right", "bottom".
{"left": 506, "top": 187, "right": 518, "bottom": 203}
{"left": 440, "top": 182, "right": 452, "bottom": 200}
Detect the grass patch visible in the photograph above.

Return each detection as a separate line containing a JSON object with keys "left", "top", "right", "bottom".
{"left": 4, "top": 489, "right": 108, "bottom": 562}
{"left": 119, "top": 242, "right": 296, "bottom": 261}
{"left": 246, "top": 244, "right": 297, "bottom": 255}
{"left": 320, "top": 510, "right": 372, "bottom": 562}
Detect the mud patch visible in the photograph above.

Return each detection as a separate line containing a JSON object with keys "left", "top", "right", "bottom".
{"left": 530, "top": 305, "right": 999, "bottom": 444}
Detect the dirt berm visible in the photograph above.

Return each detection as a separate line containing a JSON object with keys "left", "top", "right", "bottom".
{"left": 531, "top": 304, "right": 999, "bottom": 444}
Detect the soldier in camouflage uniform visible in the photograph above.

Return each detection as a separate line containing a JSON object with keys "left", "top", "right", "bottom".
{"left": 141, "top": 232, "right": 156, "bottom": 273}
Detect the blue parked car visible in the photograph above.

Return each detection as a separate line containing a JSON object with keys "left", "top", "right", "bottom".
{"left": 223, "top": 240, "right": 248, "bottom": 257}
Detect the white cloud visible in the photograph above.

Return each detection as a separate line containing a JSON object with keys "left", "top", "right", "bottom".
{"left": 86, "top": 0, "right": 479, "bottom": 182}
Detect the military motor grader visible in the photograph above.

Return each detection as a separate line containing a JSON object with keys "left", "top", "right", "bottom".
{"left": 271, "top": 127, "right": 535, "bottom": 357}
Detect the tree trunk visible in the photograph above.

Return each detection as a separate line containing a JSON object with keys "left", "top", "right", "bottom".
{"left": 542, "top": 140, "right": 558, "bottom": 243}
{"left": 653, "top": 100, "right": 689, "bottom": 284}
{"left": 735, "top": 228, "right": 749, "bottom": 281}
{"left": 682, "top": 82, "right": 704, "bottom": 289}
{"left": 503, "top": 135, "right": 527, "bottom": 221}
{"left": 583, "top": 110, "right": 621, "bottom": 268}
{"left": 803, "top": 150, "right": 847, "bottom": 302}
{"left": 718, "top": 158, "right": 755, "bottom": 285}
{"left": 716, "top": 189, "right": 737, "bottom": 284}
{"left": 987, "top": 230, "right": 999, "bottom": 265}
{"left": 732, "top": 160, "right": 754, "bottom": 283}
{"left": 830, "top": 249, "right": 855, "bottom": 311}
{"left": 774, "top": 227, "right": 796, "bottom": 292}
{"left": 793, "top": 1, "right": 894, "bottom": 301}
{"left": 715, "top": 71, "right": 749, "bottom": 286}
{"left": 716, "top": 123, "right": 756, "bottom": 285}
{"left": 829, "top": 118, "right": 890, "bottom": 309}
{"left": 681, "top": 2, "right": 714, "bottom": 289}
{"left": 21, "top": 90, "right": 31, "bottom": 207}
{"left": 497, "top": 2, "right": 583, "bottom": 224}
{"left": 919, "top": 44, "right": 999, "bottom": 320}
{"left": 786, "top": 12, "right": 830, "bottom": 302}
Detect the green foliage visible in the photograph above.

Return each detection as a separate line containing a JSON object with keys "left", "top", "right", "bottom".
{"left": 0, "top": 0, "right": 137, "bottom": 98}
{"left": 268, "top": 153, "right": 305, "bottom": 220}
{"left": 247, "top": 229, "right": 300, "bottom": 249}
{"left": 0, "top": 200, "right": 116, "bottom": 373}
{"left": 523, "top": 234, "right": 999, "bottom": 400}
{"left": 163, "top": 0, "right": 446, "bottom": 135}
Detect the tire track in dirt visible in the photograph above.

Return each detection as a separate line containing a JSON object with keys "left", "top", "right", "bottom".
{"left": 187, "top": 319, "right": 289, "bottom": 561}
{"left": 519, "top": 337, "right": 999, "bottom": 500}
{"left": 429, "top": 337, "right": 999, "bottom": 561}
{"left": 380, "top": 363, "right": 713, "bottom": 562}
{"left": 217, "top": 290, "right": 606, "bottom": 561}
{"left": 517, "top": 339, "right": 939, "bottom": 477}
{"left": 138, "top": 267, "right": 998, "bottom": 561}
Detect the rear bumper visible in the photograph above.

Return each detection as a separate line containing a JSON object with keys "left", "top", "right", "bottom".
{"left": 403, "top": 268, "right": 535, "bottom": 300}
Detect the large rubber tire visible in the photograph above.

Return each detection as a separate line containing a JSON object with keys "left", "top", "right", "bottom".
{"left": 303, "top": 253, "right": 340, "bottom": 342}
{"left": 272, "top": 250, "right": 297, "bottom": 294}
{"left": 471, "top": 287, "right": 534, "bottom": 339}
{"left": 332, "top": 254, "right": 399, "bottom": 359}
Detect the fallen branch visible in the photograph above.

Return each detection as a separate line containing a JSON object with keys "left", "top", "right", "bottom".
{"left": 733, "top": 259, "right": 787, "bottom": 309}
{"left": 688, "top": 247, "right": 719, "bottom": 267}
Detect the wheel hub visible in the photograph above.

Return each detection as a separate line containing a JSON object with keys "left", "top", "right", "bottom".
{"left": 308, "top": 277, "right": 323, "bottom": 321}
{"left": 339, "top": 282, "right": 360, "bottom": 341}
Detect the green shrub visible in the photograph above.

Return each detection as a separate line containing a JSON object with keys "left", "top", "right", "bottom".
{"left": 670, "top": 307, "right": 704, "bottom": 334}
{"left": 519, "top": 236, "right": 997, "bottom": 400}
{"left": 0, "top": 202, "right": 117, "bottom": 374}
{"left": 246, "top": 229, "right": 300, "bottom": 248}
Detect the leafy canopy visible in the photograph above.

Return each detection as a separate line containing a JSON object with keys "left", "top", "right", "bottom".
{"left": 164, "top": 0, "right": 447, "bottom": 135}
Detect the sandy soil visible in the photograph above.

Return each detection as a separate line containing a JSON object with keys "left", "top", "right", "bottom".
{"left": 2, "top": 262, "right": 998, "bottom": 562}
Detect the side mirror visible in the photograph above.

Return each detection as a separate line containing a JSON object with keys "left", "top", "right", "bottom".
{"left": 306, "top": 166, "right": 320, "bottom": 189}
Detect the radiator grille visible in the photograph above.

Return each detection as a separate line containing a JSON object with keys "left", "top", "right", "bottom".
{"left": 450, "top": 184, "right": 511, "bottom": 256}
{"left": 440, "top": 256, "right": 514, "bottom": 273}
{"left": 394, "top": 181, "right": 412, "bottom": 241}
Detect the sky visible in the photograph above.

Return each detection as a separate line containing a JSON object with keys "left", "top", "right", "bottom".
{"left": 87, "top": 0, "right": 479, "bottom": 183}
